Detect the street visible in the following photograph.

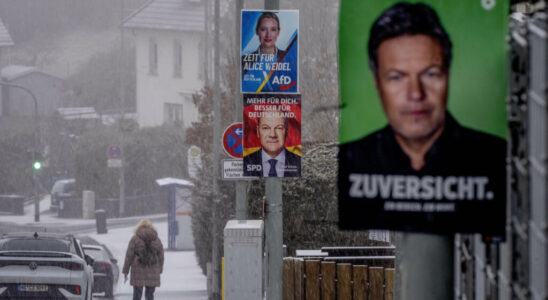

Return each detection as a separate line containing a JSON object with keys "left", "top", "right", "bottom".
{"left": 88, "top": 221, "right": 207, "bottom": 300}
{"left": 0, "top": 196, "right": 207, "bottom": 300}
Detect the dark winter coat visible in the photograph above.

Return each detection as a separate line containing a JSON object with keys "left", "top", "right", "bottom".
{"left": 122, "top": 225, "right": 164, "bottom": 287}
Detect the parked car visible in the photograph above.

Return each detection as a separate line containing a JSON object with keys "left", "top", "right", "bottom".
{"left": 0, "top": 232, "right": 94, "bottom": 299}
{"left": 50, "top": 178, "right": 76, "bottom": 211}
{"left": 82, "top": 244, "right": 119, "bottom": 297}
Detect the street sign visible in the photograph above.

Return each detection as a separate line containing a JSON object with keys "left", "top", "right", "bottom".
{"left": 108, "top": 159, "right": 122, "bottom": 168}
{"left": 222, "top": 159, "right": 257, "bottom": 180}
{"left": 369, "top": 230, "right": 390, "bottom": 243}
{"left": 187, "top": 145, "right": 202, "bottom": 179}
{"left": 107, "top": 145, "right": 122, "bottom": 159}
{"left": 222, "top": 123, "right": 244, "bottom": 158}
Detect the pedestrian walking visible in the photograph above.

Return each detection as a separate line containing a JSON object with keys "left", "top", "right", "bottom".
{"left": 122, "top": 219, "right": 164, "bottom": 300}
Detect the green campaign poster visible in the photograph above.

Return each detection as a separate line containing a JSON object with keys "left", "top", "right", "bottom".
{"left": 338, "top": 0, "right": 508, "bottom": 235}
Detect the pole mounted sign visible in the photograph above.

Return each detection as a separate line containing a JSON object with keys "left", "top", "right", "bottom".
{"left": 241, "top": 10, "right": 299, "bottom": 93}
{"left": 107, "top": 145, "right": 121, "bottom": 159}
{"left": 187, "top": 145, "right": 202, "bottom": 179}
{"left": 222, "top": 159, "right": 257, "bottom": 180}
{"left": 107, "top": 145, "right": 122, "bottom": 168}
{"left": 222, "top": 123, "right": 244, "bottom": 158}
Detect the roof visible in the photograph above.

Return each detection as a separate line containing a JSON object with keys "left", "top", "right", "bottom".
{"left": 0, "top": 17, "right": 14, "bottom": 47}
{"left": 81, "top": 244, "right": 102, "bottom": 250}
{"left": 1, "top": 65, "right": 62, "bottom": 82}
{"left": 57, "top": 107, "right": 100, "bottom": 120}
{"left": 124, "top": 0, "right": 204, "bottom": 32}
{"left": 1, "top": 232, "right": 71, "bottom": 239}
{"left": 156, "top": 177, "right": 194, "bottom": 187}
{"left": 53, "top": 178, "right": 76, "bottom": 184}
{"left": 1, "top": 65, "right": 36, "bottom": 81}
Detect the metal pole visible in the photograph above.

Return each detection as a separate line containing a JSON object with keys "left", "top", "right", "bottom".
{"left": 262, "top": 1, "right": 282, "bottom": 299}
{"left": 211, "top": 0, "right": 221, "bottom": 298}
{"left": 204, "top": 0, "right": 210, "bottom": 86}
{"left": 396, "top": 232, "right": 454, "bottom": 300}
{"left": 235, "top": 0, "right": 247, "bottom": 220}
{"left": 265, "top": 178, "right": 283, "bottom": 300}
{"left": 0, "top": 81, "right": 40, "bottom": 222}
{"left": 118, "top": 0, "right": 126, "bottom": 217}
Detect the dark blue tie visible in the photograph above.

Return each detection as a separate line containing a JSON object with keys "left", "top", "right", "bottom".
{"left": 268, "top": 159, "right": 277, "bottom": 177}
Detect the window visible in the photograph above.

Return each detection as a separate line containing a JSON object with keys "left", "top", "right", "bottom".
{"left": 164, "top": 103, "right": 183, "bottom": 125}
{"left": 174, "top": 40, "right": 182, "bottom": 78}
{"left": 149, "top": 37, "right": 158, "bottom": 75}
{"left": 1, "top": 238, "right": 70, "bottom": 252}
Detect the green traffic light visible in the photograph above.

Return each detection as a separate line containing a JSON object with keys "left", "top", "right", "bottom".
{"left": 33, "top": 161, "right": 42, "bottom": 170}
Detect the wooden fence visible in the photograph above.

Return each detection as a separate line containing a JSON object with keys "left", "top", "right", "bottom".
{"left": 283, "top": 258, "right": 395, "bottom": 300}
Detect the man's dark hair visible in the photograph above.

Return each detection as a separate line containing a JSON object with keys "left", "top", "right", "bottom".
{"left": 368, "top": 2, "right": 452, "bottom": 74}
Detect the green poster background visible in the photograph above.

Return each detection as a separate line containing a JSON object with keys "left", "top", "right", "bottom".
{"left": 339, "top": 0, "right": 508, "bottom": 144}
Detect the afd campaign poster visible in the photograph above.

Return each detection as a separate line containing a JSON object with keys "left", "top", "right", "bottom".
{"left": 338, "top": 1, "right": 508, "bottom": 236}
{"left": 241, "top": 10, "right": 299, "bottom": 93}
{"left": 243, "top": 94, "right": 301, "bottom": 177}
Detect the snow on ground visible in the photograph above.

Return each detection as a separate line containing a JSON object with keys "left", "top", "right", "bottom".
{"left": 88, "top": 221, "right": 207, "bottom": 297}
{"left": 1, "top": 195, "right": 98, "bottom": 227}
{"left": 1, "top": 196, "right": 206, "bottom": 298}
{"left": 0, "top": 195, "right": 164, "bottom": 230}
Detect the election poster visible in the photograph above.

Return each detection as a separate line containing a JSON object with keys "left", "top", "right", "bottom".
{"left": 243, "top": 94, "right": 301, "bottom": 177}
{"left": 241, "top": 10, "right": 299, "bottom": 93}
{"left": 338, "top": 1, "right": 508, "bottom": 236}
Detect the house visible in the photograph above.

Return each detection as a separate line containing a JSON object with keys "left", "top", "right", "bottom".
{"left": 0, "top": 17, "right": 14, "bottom": 63}
{"left": 124, "top": 0, "right": 205, "bottom": 128}
{"left": 0, "top": 65, "right": 64, "bottom": 117}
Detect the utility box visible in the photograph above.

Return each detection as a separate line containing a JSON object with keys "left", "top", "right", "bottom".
{"left": 82, "top": 190, "right": 95, "bottom": 219}
{"left": 224, "top": 220, "right": 264, "bottom": 300}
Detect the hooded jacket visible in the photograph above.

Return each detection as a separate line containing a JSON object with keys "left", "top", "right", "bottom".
{"left": 122, "top": 223, "right": 164, "bottom": 287}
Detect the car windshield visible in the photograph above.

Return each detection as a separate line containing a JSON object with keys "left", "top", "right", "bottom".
{"left": 83, "top": 247, "right": 105, "bottom": 260}
{"left": 51, "top": 180, "right": 74, "bottom": 194}
{"left": 1, "top": 238, "right": 71, "bottom": 252}
{"left": 50, "top": 181, "right": 64, "bottom": 194}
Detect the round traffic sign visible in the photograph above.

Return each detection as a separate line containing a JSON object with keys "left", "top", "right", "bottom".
{"left": 107, "top": 145, "right": 122, "bottom": 159}
{"left": 222, "top": 123, "right": 243, "bottom": 158}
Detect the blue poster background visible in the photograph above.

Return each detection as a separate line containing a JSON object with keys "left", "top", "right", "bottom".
{"left": 241, "top": 10, "right": 299, "bottom": 93}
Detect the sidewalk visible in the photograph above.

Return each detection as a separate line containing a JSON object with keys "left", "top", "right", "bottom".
{"left": 0, "top": 195, "right": 167, "bottom": 234}
{"left": 88, "top": 221, "right": 207, "bottom": 299}
{"left": 0, "top": 196, "right": 207, "bottom": 299}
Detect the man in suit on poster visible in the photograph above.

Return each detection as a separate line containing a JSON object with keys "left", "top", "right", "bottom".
{"left": 244, "top": 111, "right": 301, "bottom": 177}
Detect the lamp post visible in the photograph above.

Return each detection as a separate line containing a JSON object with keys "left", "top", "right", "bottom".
{"left": 0, "top": 81, "right": 40, "bottom": 222}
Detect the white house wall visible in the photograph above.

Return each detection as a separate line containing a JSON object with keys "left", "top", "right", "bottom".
{"left": 135, "top": 29, "right": 203, "bottom": 128}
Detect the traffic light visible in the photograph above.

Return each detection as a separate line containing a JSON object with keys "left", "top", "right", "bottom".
{"left": 29, "top": 150, "right": 44, "bottom": 171}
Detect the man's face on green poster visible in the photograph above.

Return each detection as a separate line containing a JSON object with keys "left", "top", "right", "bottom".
{"left": 374, "top": 34, "right": 449, "bottom": 143}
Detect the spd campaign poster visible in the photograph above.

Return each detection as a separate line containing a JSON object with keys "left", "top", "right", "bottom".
{"left": 241, "top": 10, "right": 299, "bottom": 93}
{"left": 338, "top": 0, "right": 508, "bottom": 236}
{"left": 243, "top": 94, "right": 301, "bottom": 177}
